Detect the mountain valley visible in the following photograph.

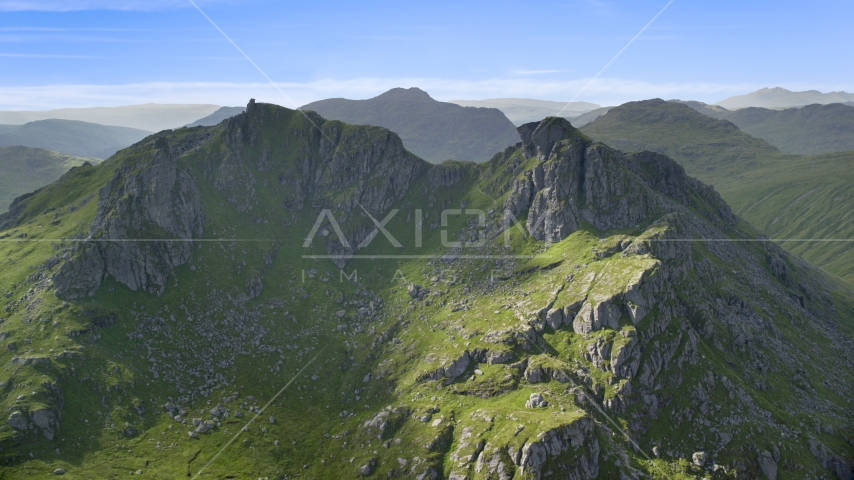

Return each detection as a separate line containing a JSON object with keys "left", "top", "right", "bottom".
{"left": 580, "top": 99, "right": 854, "bottom": 284}
{"left": 0, "top": 101, "right": 852, "bottom": 479}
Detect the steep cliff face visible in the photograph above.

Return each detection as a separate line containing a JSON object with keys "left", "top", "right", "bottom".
{"left": 52, "top": 101, "right": 432, "bottom": 297}
{"left": 1, "top": 106, "right": 852, "bottom": 479}
{"left": 504, "top": 117, "right": 735, "bottom": 243}
{"left": 53, "top": 135, "right": 203, "bottom": 298}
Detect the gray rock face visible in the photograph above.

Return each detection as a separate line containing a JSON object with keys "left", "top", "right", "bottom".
{"left": 692, "top": 451, "right": 707, "bottom": 467}
{"left": 517, "top": 418, "right": 599, "bottom": 480}
{"left": 482, "top": 349, "right": 513, "bottom": 365}
{"left": 358, "top": 457, "right": 377, "bottom": 476}
{"left": 525, "top": 393, "right": 548, "bottom": 408}
{"left": 50, "top": 244, "right": 104, "bottom": 299}
{"left": 809, "top": 438, "right": 854, "bottom": 480}
{"left": 572, "top": 298, "right": 620, "bottom": 335}
{"left": 504, "top": 117, "right": 734, "bottom": 245}
{"left": 7, "top": 411, "right": 27, "bottom": 430}
{"left": 417, "top": 351, "right": 472, "bottom": 382}
{"left": 54, "top": 135, "right": 203, "bottom": 299}
{"left": 758, "top": 450, "right": 777, "bottom": 480}
{"left": 31, "top": 408, "right": 59, "bottom": 440}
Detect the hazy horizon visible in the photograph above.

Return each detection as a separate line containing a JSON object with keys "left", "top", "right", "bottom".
{"left": 1, "top": 1, "right": 852, "bottom": 109}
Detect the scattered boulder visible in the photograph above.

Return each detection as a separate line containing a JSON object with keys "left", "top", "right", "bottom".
{"left": 758, "top": 450, "right": 777, "bottom": 480}
{"left": 359, "top": 457, "right": 377, "bottom": 476}
{"left": 525, "top": 393, "right": 548, "bottom": 408}
{"left": 407, "top": 284, "right": 429, "bottom": 300}
{"left": 692, "top": 451, "right": 707, "bottom": 467}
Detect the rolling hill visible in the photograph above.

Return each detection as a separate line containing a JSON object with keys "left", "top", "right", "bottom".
{"left": 680, "top": 101, "right": 854, "bottom": 155}
{"left": 716, "top": 87, "right": 854, "bottom": 110}
{"left": 0, "top": 103, "right": 221, "bottom": 132}
{"left": 0, "top": 102, "right": 851, "bottom": 478}
{"left": 449, "top": 98, "right": 600, "bottom": 125}
{"left": 569, "top": 106, "right": 614, "bottom": 127}
{"left": 581, "top": 99, "right": 854, "bottom": 283}
{"left": 300, "top": 87, "right": 520, "bottom": 162}
{"left": 0, "top": 119, "right": 152, "bottom": 159}
{"left": 0, "top": 145, "right": 100, "bottom": 211}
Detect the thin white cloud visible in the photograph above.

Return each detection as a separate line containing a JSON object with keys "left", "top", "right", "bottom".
{"left": 0, "top": 52, "right": 105, "bottom": 58}
{"left": 0, "top": 0, "right": 236, "bottom": 11}
{"left": 510, "top": 69, "right": 566, "bottom": 75}
{"left": 0, "top": 78, "right": 787, "bottom": 111}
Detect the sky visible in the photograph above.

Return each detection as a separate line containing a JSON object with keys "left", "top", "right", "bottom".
{"left": 0, "top": 0, "right": 853, "bottom": 110}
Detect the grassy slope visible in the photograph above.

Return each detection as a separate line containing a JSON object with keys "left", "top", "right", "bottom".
{"left": 682, "top": 101, "right": 854, "bottom": 156}
{"left": 300, "top": 88, "right": 520, "bottom": 163}
{"left": 721, "top": 103, "right": 854, "bottom": 156}
{"left": 582, "top": 99, "right": 854, "bottom": 283}
{"left": 0, "top": 119, "right": 152, "bottom": 159}
{"left": 0, "top": 145, "right": 101, "bottom": 212}
{"left": 0, "top": 107, "right": 851, "bottom": 478}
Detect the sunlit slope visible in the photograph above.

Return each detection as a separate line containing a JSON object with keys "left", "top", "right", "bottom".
{"left": 0, "top": 145, "right": 101, "bottom": 212}
{"left": 0, "top": 119, "right": 152, "bottom": 159}
{"left": 582, "top": 99, "right": 854, "bottom": 283}
{"left": 0, "top": 107, "right": 851, "bottom": 478}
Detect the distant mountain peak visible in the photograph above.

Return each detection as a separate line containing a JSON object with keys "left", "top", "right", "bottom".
{"left": 299, "top": 88, "right": 519, "bottom": 162}
{"left": 376, "top": 87, "right": 433, "bottom": 100}
{"left": 716, "top": 87, "right": 854, "bottom": 109}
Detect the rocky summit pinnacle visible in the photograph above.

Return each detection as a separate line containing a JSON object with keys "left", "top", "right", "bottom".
{"left": 0, "top": 100, "right": 851, "bottom": 479}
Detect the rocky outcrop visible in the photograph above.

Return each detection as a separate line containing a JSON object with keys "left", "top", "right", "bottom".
{"left": 758, "top": 450, "right": 778, "bottom": 480}
{"left": 31, "top": 408, "right": 59, "bottom": 440}
{"left": 504, "top": 117, "right": 733, "bottom": 244}
{"left": 53, "top": 135, "right": 203, "bottom": 298}
{"left": 418, "top": 351, "right": 472, "bottom": 383}
{"left": 524, "top": 393, "right": 548, "bottom": 408}
{"left": 7, "top": 411, "right": 27, "bottom": 430}
{"left": 6, "top": 407, "right": 60, "bottom": 440}
{"left": 517, "top": 417, "right": 599, "bottom": 480}
{"left": 810, "top": 438, "right": 854, "bottom": 480}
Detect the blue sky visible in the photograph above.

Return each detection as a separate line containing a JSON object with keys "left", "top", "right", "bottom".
{"left": 1, "top": 0, "right": 852, "bottom": 109}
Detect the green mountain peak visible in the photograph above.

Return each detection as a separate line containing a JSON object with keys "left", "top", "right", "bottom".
{"left": 0, "top": 101, "right": 852, "bottom": 479}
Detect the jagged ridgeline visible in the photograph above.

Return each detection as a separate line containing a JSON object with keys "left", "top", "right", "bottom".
{"left": 0, "top": 101, "right": 852, "bottom": 479}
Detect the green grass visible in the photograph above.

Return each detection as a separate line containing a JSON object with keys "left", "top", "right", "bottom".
{"left": 0, "top": 104, "right": 852, "bottom": 479}
{"left": 714, "top": 103, "right": 854, "bottom": 156}
{"left": 0, "top": 119, "right": 151, "bottom": 159}
{"left": 0, "top": 146, "right": 102, "bottom": 213}
{"left": 582, "top": 99, "right": 854, "bottom": 284}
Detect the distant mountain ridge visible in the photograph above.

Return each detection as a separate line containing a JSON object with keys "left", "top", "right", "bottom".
{"left": 677, "top": 101, "right": 854, "bottom": 155}
{"left": 0, "top": 103, "right": 220, "bottom": 132}
{"left": 581, "top": 99, "right": 854, "bottom": 282}
{"left": 449, "top": 98, "right": 600, "bottom": 125}
{"left": 0, "top": 145, "right": 100, "bottom": 211}
{"left": 186, "top": 106, "right": 246, "bottom": 127}
{"left": 0, "top": 119, "right": 152, "bottom": 159}
{"left": 716, "top": 87, "right": 854, "bottom": 110}
{"left": 300, "top": 87, "right": 520, "bottom": 162}
{"left": 1, "top": 102, "right": 852, "bottom": 478}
